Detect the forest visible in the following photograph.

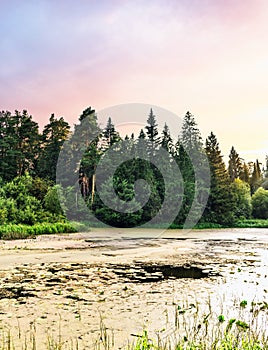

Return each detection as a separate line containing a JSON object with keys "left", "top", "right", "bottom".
{"left": 0, "top": 107, "right": 268, "bottom": 235}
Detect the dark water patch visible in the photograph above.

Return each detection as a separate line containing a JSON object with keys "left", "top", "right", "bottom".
{"left": 110, "top": 263, "right": 219, "bottom": 283}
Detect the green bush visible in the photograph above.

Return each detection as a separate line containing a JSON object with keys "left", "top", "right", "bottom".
{"left": 252, "top": 187, "right": 268, "bottom": 219}
{"left": 43, "top": 185, "right": 65, "bottom": 215}
{"left": 231, "top": 179, "right": 252, "bottom": 219}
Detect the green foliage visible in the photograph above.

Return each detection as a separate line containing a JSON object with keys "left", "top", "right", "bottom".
{"left": 251, "top": 187, "right": 268, "bottom": 219}
{"left": 0, "top": 174, "right": 66, "bottom": 226}
{"left": 94, "top": 175, "right": 143, "bottom": 227}
{"left": 0, "top": 197, "right": 18, "bottom": 224}
{"left": 43, "top": 185, "right": 65, "bottom": 216}
{"left": 1, "top": 106, "right": 267, "bottom": 230}
{"left": 2, "top": 174, "right": 43, "bottom": 224}
{"left": 231, "top": 179, "right": 252, "bottom": 219}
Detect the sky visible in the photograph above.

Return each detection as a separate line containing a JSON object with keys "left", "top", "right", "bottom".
{"left": 1, "top": 0, "right": 268, "bottom": 164}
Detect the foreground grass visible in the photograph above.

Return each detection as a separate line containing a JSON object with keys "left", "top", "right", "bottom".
{"left": 0, "top": 299, "right": 267, "bottom": 349}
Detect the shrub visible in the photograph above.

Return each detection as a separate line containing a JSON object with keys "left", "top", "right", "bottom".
{"left": 252, "top": 187, "right": 268, "bottom": 219}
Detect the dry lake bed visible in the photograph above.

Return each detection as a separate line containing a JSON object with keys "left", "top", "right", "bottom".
{"left": 0, "top": 228, "right": 267, "bottom": 349}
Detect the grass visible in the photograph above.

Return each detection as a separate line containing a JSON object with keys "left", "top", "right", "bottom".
{"left": 235, "top": 219, "right": 268, "bottom": 228}
{"left": 85, "top": 219, "right": 268, "bottom": 230}
{"left": 0, "top": 222, "right": 78, "bottom": 240}
{"left": 169, "top": 219, "right": 268, "bottom": 229}
{"left": 0, "top": 297, "right": 267, "bottom": 349}
{"left": 1, "top": 218, "right": 268, "bottom": 240}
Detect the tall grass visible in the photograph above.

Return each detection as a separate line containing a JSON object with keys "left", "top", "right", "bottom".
{"left": 0, "top": 222, "right": 77, "bottom": 240}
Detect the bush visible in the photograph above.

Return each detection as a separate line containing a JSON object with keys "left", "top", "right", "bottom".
{"left": 43, "top": 185, "right": 65, "bottom": 215}
{"left": 252, "top": 187, "right": 268, "bottom": 219}
{"left": 231, "top": 179, "right": 252, "bottom": 219}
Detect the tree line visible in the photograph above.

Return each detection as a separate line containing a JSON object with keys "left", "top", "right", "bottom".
{"left": 0, "top": 107, "right": 268, "bottom": 227}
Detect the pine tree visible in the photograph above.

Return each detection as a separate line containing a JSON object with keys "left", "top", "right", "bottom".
{"left": 0, "top": 110, "right": 17, "bottom": 181}
{"left": 138, "top": 129, "right": 145, "bottom": 139}
{"left": 103, "top": 117, "right": 120, "bottom": 146}
{"left": 56, "top": 107, "right": 101, "bottom": 216}
{"left": 13, "top": 110, "right": 39, "bottom": 177}
{"left": 181, "top": 111, "right": 203, "bottom": 154}
{"left": 145, "top": 108, "right": 160, "bottom": 156}
{"left": 250, "top": 159, "right": 262, "bottom": 194}
{"left": 161, "top": 123, "right": 174, "bottom": 154}
{"left": 37, "top": 114, "right": 70, "bottom": 181}
{"left": 0, "top": 110, "right": 41, "bottom": 181}
{"left": 228, "top": 146, "right": 243, "bottom": 182}
{"left": 240, "top": 162, "right": 250, "bottom": 184}
{"left": 176, "top": 112, "right": 209, "bottom": 227}
{"left": 77, "top": 107, "right": 101, "bottom": 206}
{"left": 175, "top": 141, "right": 195, "bottom": 224}
{"left": 204, "top": 132, "right": 235, "bottom": 225}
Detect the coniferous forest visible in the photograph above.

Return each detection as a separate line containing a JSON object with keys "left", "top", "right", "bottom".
{"left": 1, "top": 107, "right": 268, "bottom": 235}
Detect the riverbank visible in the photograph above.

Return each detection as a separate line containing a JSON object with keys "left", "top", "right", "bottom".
{"left": 1, "top": 219, "right": 268, "bottom": 241}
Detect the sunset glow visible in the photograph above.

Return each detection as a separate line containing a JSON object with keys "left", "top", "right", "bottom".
{"left": 1, "top": 0, "right": 268, "bottom": 162}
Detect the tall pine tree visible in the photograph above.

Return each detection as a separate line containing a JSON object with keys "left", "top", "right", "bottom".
{"left": 37, "top": 113, "right": 70, "bottom": 181}
{"left": 145, "top": 108, "right": 160, "bottom": 157}
{"left": 204, "top": 132, "right": 235, "bottom": 225}
{"left": 228, "top": 146, "right": 243, "bottom": 182}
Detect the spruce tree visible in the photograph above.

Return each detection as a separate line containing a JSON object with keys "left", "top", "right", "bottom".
{"left": 161, "top": 123, "right": 174, "bottom": 154}
{"left": 145, "top": 108, "right": 160, "bottom": 156}
{"left": 250, "top": 159, "right": 262, "bottom": 194}
{"left": 177, "top": 112, "right": 209, "bottom": 227}
{"left": 204, "top": 132, "right": 235, "bottom": 225}
{"left": 181, "top": 111, "right": 203, "bottom": 154}
{"left": 103, "top": 117, "right": 120, "bottom": 146}
{"left": 228, "top": 146, "right": 243, "bottom": 182}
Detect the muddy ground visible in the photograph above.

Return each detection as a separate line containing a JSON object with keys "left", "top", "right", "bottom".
{"left": 0, "top": 228, "right": 267, "bottom": 349}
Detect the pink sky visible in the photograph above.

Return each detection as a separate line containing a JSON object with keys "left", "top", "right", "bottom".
{"left": 1, "top": 0, "right": 268, "bottom": 163}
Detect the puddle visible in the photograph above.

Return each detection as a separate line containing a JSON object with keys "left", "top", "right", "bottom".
{"left": 110, "top": 263, "right": 219, "bottom": 282}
